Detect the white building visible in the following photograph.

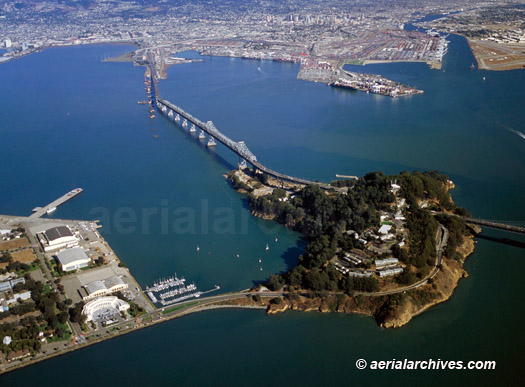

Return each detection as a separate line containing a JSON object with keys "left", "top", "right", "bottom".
{"left": 3, "top": 38, "right": 11, "bottom": 48}
{"left": 82, "top": 296, "right": 130, "bottom": 322}
{"left": 40, "top": 226, "right": 78, "bottom": 252}
{"left": 6, "top": 291, "right": 31, "bottom": 305}
{"left": 375, "top": 258, "right": 399, "bottom": 268}
{"left": 378, "top": 267, "right": 404, "bottom": 277}
{"left": 81, "top": 276, "right": 128, "bottom": 301}
{"left": 55, "top": 248, "right": 90, "bottom": 272}
{"left": 378, "top": 224, "right": 392, "bottom": 235}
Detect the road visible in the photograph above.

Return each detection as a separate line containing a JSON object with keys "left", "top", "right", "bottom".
{"left": 90, "top": 224, "right": 451, "bottom": 332}
{"left": 0, "top": 222, "right": 450, "bottom": 374}
{"left": 357, "top": 223, "right": 448, "bottom": 297}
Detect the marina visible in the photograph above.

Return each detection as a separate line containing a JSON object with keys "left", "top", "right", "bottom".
{"left": 145, "top": 274, "right": 221, "bottom": 307}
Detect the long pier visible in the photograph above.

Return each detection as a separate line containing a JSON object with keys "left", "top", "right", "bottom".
{"left": 29, "top": 188, "right": 83, "bottom": 218}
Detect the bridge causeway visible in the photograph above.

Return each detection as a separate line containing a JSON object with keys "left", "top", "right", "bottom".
{"left": 146, "top": 61, "right": 524, "bottom": 236}
{"left": 149, "top": 69, "right": 334, "bottom": 190}
{"left": 464, "top": 218, "right": 525, "bottom": 235}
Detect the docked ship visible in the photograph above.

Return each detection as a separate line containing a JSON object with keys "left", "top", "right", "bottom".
{"left": 66, "top": 188, "right": 83, "bottom": 197}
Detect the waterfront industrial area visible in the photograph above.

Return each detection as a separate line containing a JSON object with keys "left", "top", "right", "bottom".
{"left": 0, "top": 189, "right": 238, "bottom": 374}
{"left": 1, "top": 0, "right": 523, "bottom": 74}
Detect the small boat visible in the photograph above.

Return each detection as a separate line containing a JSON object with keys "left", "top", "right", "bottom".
{"left": 258, "top": 259, "right": 261, "bottom": 263}
{"left": 236, "top": 254, "right": 240, "bottom": 258}
{"left": 265, "top": 243, "right": 269, "bottom": 251}
{"left": 153, "top": 135, "right": 160, "bottom": 139}
{"left": 196, "top": 246, "right": 200, "bottom": 251}
{"left": 46, "top": 207, "right": 57, "bottom": 214}
{"left": 275, "top": 238, "right": 278, "bottom": 242}
{"left": 259, "top": 267, "right": 263, "bottom": 271}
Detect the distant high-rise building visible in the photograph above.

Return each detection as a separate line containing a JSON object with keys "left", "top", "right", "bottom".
{"left": 3, "top": 38, "right": 11, "bottom": 48}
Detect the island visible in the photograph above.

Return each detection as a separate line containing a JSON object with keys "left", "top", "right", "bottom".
{"left": 225, "top": 167, "right": 477, "bottom": 327}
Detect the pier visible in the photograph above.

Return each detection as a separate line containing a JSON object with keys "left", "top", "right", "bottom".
{"left": 29, "top": 188, "right": 83, "bottom": 218}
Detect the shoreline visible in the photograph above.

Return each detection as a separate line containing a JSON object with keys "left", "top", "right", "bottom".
{"left": 464, "top": 37, "right": 525, "bottom": 71}
{"left": 0, "top": 300, "right": 268, "bottom": 376}
{"left": 215, "top": 235, "right": 476, "bottom": 328}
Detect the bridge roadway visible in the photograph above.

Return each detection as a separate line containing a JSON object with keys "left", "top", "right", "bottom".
{"left": 148, "top": 66, "right": 334, "bottom": 190}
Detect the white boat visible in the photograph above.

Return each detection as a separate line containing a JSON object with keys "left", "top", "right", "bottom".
{"left": 46, "top": 207, "right": 57, "bottom": 214}
{"left": 196, "top": 246, "right": 200, "bottom": 251}
{"left": 275, "top": 238, "right": 278, "bottom": 242}
{"left": 265, "top": 243, "right": 269, "bottom": 251}
{"left": 258, "top": 259, "right": 261, "bottom": 263}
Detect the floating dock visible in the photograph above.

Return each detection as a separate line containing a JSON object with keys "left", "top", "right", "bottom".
{"left": 29, "top": 188, "right": 83, "bottom": 218}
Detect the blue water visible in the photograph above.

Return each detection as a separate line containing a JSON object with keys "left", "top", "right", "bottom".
{"left": 0, "top": 35, "right": 524, "bottom": 385}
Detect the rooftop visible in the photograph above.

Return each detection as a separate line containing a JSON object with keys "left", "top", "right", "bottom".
{"left": 44, "top": 226, "right": 73, "bottom": 242}
{"left": 55, "top": 247, "right": 90, "bottom": 265}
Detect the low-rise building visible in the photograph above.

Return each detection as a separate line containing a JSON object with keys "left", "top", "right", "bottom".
{"left": 375, "top": 258, "right": 399, "bottom": 268}
{"left": 6, "top": 349, "right": 30, "bottom": 363}
{"left": 378, "top": 224, "right": 392, "bottom": 235}
{"left": 40, "top": 226, "right": 78, "bottom": 252}
{"left": 81, "top": 276, "right": 128, "bottom": 301}
{"left": 82, "top": 296, "right": 130, "bottom": 321}
{"left": 378, "top": 267, "right": 404, "bottom": 277}
{"left": 6, "top": 291, "right": 31, "bottom": 305}
{"left": 55, "top": 248, "right": 91, "bottom": 272}
{"left": 348, "top": 271, "right": 373, "bottom": 278}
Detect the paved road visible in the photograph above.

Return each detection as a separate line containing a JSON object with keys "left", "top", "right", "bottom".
{"left": 358, "top": 223, "right": 448, "bottom": 297}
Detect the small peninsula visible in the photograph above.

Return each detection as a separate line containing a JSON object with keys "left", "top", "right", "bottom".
{"left": 226, "top": 168, "right": 477, "bottom": 327}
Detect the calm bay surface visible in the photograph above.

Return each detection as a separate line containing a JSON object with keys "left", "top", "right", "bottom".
{"left": 0, "top": 34, "right": 524, "bottom": 385}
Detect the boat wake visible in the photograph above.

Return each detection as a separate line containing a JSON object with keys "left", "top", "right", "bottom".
{"left": 510, "top": 129, "right": 525, "bottom": 140}
{"left": 503, "top": 125, "right": 525, "bottom": 140}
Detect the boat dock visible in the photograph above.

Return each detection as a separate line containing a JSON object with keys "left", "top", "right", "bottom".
{"left": 145, "top": 273, "right": 221, "bottom": 306}
{"left": 29, "top": 188, "right": 83, "bottom": 218}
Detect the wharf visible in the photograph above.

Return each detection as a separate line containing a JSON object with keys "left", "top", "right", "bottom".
{"left": 29, "top": 188, "right": 83, "bottom": 218}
